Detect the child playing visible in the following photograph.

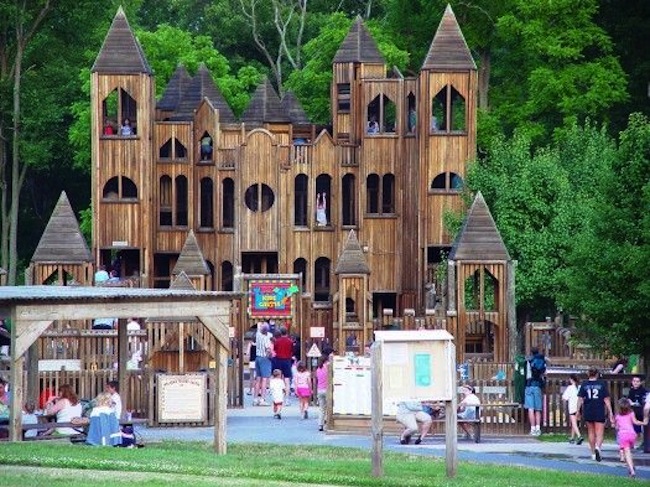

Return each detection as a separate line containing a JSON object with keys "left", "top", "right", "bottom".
{"left": 269, "top": 369, "right": 285, "bottom": 419}
{"left": 561, "top": 374, "right": 583, "bottom": 444}
{"left": 22, "top": 401, "right": 38, "bottom": 439}
{"left": 615, "top": 398, "right": 647, "bottom": 477}
{"left": 294, "top": 361, "right": 312, "bottom": 419}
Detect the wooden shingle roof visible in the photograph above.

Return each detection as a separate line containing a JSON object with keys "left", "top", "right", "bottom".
{"left": 281, "top": 91, "right": 310, "bottom": 125}
{"left": 449, "top": 192, "right": 510, "bottom": 261}
{"left": 170, "top": 271, "right": 196, "bottom": 290}
{"left": 91, "top": 7, "right": 152, "bottom": 74}
{"left": 172, "top": 230, "right": 210, "bottom": 276}
{"left": 157, "top": 65, "right": 191, "bottom": 111}
{"left": 241, "top": 78, "right": 290, "bottom": 125}
{"left": 335, "top": 230, "right": 370, "bottom": 275}
{"left": 333, "top": 17, "right": 384, "bottom": 64}
{"left": 421, "top": 5, "right": 476, "bottom": 71}
{"left": 31, "top": 192, "right": 92, "bottom": 264}
{"left": 171, "top": 64, "right": 236, "bottom": 122}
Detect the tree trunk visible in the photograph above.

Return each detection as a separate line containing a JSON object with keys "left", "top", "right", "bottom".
{"left": 9, "top": 41, "right": 23, "bottom": 284}
{"left": 478, "top": 49, "right": 491, "bottom": 111}
{"left": 0, "top": 125, "right": 8, "bottom": 271}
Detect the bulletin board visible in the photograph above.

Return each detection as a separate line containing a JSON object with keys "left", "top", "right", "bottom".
{"left": 157, "top": 373, "right": 207, "bottom": 423}
{"left": 332, "top": 355, "right": 372, "bottom": 415}
{"left": 375, "top": 330, "right": 455, "bottom": 409}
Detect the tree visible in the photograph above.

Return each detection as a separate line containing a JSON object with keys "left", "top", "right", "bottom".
{"left": 562, "top": 113, "right": 650, "bottom": 371}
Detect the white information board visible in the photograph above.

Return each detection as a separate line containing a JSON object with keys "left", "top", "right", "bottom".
{"left": 332, "top": 355, "right": 372, "bottom": 415}
{"left": 157, "top": 373, "right": 207, "bottom": 423}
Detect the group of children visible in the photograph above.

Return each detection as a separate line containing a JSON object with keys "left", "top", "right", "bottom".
{"left": 563, "top": 373, "right": 648, "bottom": 478}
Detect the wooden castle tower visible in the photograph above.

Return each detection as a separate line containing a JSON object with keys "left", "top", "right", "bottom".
{"left": 90, "top": 6, "right": 488, "bottom": 355}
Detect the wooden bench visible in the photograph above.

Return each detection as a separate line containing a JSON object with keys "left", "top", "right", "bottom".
{"left": 429, "top": 405, "right": 482, "bottom": 443}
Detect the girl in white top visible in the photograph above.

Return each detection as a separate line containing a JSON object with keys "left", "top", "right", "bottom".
{"left": 562, "top": 374, "right": 583, "bottom": 444}
{"left": 269, "top": 369, "right": 285, "bottom": 419}
{"left": 45, "top": 384, "right": 83, "bottom": 436}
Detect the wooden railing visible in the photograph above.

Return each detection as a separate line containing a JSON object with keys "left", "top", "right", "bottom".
{"left": 290, "top": 144, "right": 311, "bottom": 165}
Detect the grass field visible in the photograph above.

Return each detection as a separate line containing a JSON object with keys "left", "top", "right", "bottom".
{"left": 0, "top": 441, "right": 639, "bottom": 487}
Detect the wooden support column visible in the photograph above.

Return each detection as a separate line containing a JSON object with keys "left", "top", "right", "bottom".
{"left": 27, "top": 343, "right": 39, "bottom": 406}
{"left": 370, "top": 341, "right": 383, "bottom": 477}
{"left": 117, "top": 318, "right": 128, "bottom": 417}
{"left": 507, "top": 260, "right": 518, "bottom": 361}
{"left": 214, "top": 342, "right": 227, "bottom": 454}
{"left": 445, "top": 344, "right": 458, "bottom": 478}
{"left": 178, "top": 321, "right": 185, "bottom": 373}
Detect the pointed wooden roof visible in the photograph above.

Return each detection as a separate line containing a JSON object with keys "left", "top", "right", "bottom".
{"left": 172, "top": 231, "right": 210, "bottom": 276}
{"left": 335, "top": 230, "right": 370, "bottom": 275}
{"left": 92, "top": 7, "right": 152, "bottom": 74}
{"left": 281, "top": 91, "right": 310, "bottom": 124}
{"left": 241, "top": 79, "right": 290, "bottom": 125}
{"left": 169, "top": 271, "right": 196, "bottom": 290}
{"left": 171, "top": 64, "right": 236, "bottom": 122}
{"left": 449, "top": 192, "right": 510, "bottom": 261}
{"left": 421, "top": 5, "right": 476, "bottom": 71}
{"left": 333, "top": 17, "right": 384, "bottom": 64}
{"left": 0, "top": 267, "right": 6, "bottom": 275}
{"left": 157, "top": 65, "right": 191, "bottom": 111}
{"left": 31, "top": 192, "right": 92, "bottom": 264}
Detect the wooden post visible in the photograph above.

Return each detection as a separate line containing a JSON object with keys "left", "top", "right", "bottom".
{"left": 178, "top": 321, "right": 185, "bottom": 373}
{"left": 117, "top": 318, "right": 128, "bottom": 417}
{"left": 27, "top": 342, "right": 39, "bottom": 406}
{"left": 214, "top": 343, "right": 227, "bottom": 454}
{"left": 507, "top": 260, "right": 518, "bottom": 361}
{"left": 445, "top": 346, "right": 458, "bottom": 478}
{"left": 9, "top": 316, "right": 25, "bottom": 441}
{"left": 370, "top": 341, "right": 383, "bottom": 477}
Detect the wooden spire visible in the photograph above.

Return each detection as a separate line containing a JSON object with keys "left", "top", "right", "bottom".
{"left": 31, "top": 192, "right": 92, "bottom": 264}
{"left": 241, "top": 78, "right": 290, "bottom": 125}
{"left": 171, "top": 63, "right": 236, "bottom": 122}
{"left": 169, "top": 271, "right": 197, "bottom": 290}
{"left": 421, "top": 4, "right": 476, "bottom": 71}
{"left": 449, "top": 192, "right": 510, "bottom": 261}
{"left": 172, "top": 230, "right": 211, "bottom": 276}
{"left": 335, "top": 230, "right": 370, "bottom": 274}
{"left": 157, "top": 64, "right": 191, "bottom": 111}
{"left": 281, "top": 91, "right": 310, "bottom": 125}
{"left": 92, "top": 6, "right": 152, "bottom": 74}
{"left": 333, "top": 17, "right": 384, "bottom": 64}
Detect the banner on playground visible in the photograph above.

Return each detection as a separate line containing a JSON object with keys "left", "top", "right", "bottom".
{"left": 248, "top": 279, "right": 299, "bottom": 318}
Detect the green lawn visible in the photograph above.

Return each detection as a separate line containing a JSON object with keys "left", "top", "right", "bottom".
{"left": 0, "top": 441, "right": 638, "bottom": 487}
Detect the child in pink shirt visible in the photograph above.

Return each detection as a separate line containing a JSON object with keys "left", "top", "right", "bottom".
{"left": 294, "top": 361, "right": 311, "bottom": 419}
{"left": 615, "top": 398, "right": 647, "bottom": 477}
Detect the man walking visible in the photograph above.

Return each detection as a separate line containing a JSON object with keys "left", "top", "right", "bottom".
{"left": 253, "top": 323, "right": 273, "bottom": 406}
{"left": 525, "top": 347, "right": 546, "bottom": 436}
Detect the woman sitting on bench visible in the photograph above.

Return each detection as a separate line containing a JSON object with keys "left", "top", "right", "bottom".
{"left": 43, "top": 384, "right": 82, "bottom": 436}
{"left": 458, "top": 385, "right": 481, "bottom": 439}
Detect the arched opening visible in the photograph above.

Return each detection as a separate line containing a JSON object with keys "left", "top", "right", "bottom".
{"left": 175, "top": 175, "right": 188, "bottom": 226}
{"left": 382, "top": 173, "right": 395, "bottom": 214}
{"left": 200, "top": 131, "right": 213, "bottom": 162}
{"left": 294, "top": 174, "right": 308, "bottom": 226}
{"left": 244, "top": 184, "right": 275, "bottom": 212}
{"left": 221, "top": 261, "right": 233, "bottom": 291}
{"left": 366, "top": 173, "right": 380, "bottom": 214}
{"left": 431, "top": 88, "right": 447, "bottom": 132}
{"left": 102, "top": 176, "right": 137, "bottom": 200}
{"left": 102, "top": 88, "right": 138, "bottom": 136}
{"left": 450, "top": 86, "right": 466, "bottom": 132}
{"left": 103, "top": 177, "right": 119, "bottom": 199}
{"left": 200, "top": 177, "right": 214, "bottom": 228}
{"left": 342, "top": 173, "right": 356, "bottom": 226}
{"left": 450, "top": 172, "right": 463, "bottom": 190}
{"left": 222, "top": 178, "right": 234, "bottom": 228}
{"left": 293, "top": 257, "right": 307, "bottom": 289}
{"left": 484, "top": 269, "right": 498, "bottom": 312}
{"left": 159, "top": 176, "right": 172, "bottom": 226}
{"left": 366, "top": 93, "right": 397, "bottom": 135}
{"left": 407, "top": 92, "right": 416, "bottom": 133}
{"left": 315, "top": 174, "right": 332, "bottom": 226}
{"left": 431, "top": 173, "right": 447, "bottom": 190}
{"left": 464, "top": 272, "right": 480, "bottom": 311}
{"left": 314, "top": 257, "right": 331, "bottom": 302}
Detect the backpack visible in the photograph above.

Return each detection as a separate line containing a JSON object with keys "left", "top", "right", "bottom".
{"left": 528, "top": 355, "right": 546, "bottom": 385}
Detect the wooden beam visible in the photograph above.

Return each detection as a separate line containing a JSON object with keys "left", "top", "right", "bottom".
{"left": 214, "top": 343, "right": 227, "bottom": 454}
{"left": 197, "top": 315, "right": 230, "bottom": 351}
{"left": 13, "top": 301, "right": 230, "bottom": 324}
{"left": 370, "top": 341, "right": 383, "bottom": 477}
{"left": 14, "top": 320, "right": 53, "bottom": 358}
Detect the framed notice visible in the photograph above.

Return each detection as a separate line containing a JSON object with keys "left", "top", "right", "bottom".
{"left": 248, "top": 279, "right": 299, "bottom": 318}
{"left": 157, "top": 373, "right": 207, "bottom": 423}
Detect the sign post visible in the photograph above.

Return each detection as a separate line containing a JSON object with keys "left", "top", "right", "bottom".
{"left": 371, "top": 341, "right": 383, "bottom": 477}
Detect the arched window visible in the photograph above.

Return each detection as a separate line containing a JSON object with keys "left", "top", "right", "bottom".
{"left": 159, "top": 176, "right": 172, "bottom": 226}
{"left": 200, "top": 177, "right": 214, "bottom": 228}
{"left": 407, "top": 92, "right": 416, "bottom": 134}
{"left": 222, "top": 178, "right": 234, "bottom": 228}
{"left": 294, "top": 174, "right": 308, "bottom": 226}
{"left": 366, "top": 93, "right": 397, "bottom": 135}
{"left": 314, "top": 257, "right": 331, "bottom": 302}
{"left": 221, "top": 261, "right": 233, "bottom": 291}
{"left": 102, "top": 88, "right": 138, "bottom": 136}
{"left": 175, "top": 175, "right": 188, "bottom": 226}
{"left": 366, "top": 173, "right": 380, "bottom": 214}
{"left": 159, "top": 138, "right": 187, "bottom": 160}
{"left": 382, "top": 173, "right": 395, "bottom": 214}
{"left": 315, "top": 174, "right": 332, "bottom": 227}
{"left": 431, "top": 84, "right": 466, "bottom": 134}
{"left": 430, "top": 172, "right": 464, "bottom": 192}
{"left": 200, "top": 131, "right": 213, "bottom": 162}
{"left": 342, "top": 173, "right": 356, "bottom": 226}
{"left": 293, "top": 258, "right": 307, "bottom": 289}
{"left": 102, "top": 176, "right": 138, "bottom": 200}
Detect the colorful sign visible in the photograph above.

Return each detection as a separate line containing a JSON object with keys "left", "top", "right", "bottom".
{"left": 248, "top": 280, "right": 299, "bottom": 318}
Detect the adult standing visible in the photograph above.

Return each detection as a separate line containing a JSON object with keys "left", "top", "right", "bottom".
{"left": 273, "top": 327, "right": 294, "bottom": 405}
{"left": 524, "top": 347, "right": 547, "bottom": 436}
{"left": 315, "top": 355, "right": 330, "bottom": 431}
{"left": 577, "top": 367, "right": 614, "bottom": 462}
{"left": 254, "top": 323, "right": 273, "bottom": 406}
{"left": 627, "top": 376, "right": 647, "bottom": 450}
